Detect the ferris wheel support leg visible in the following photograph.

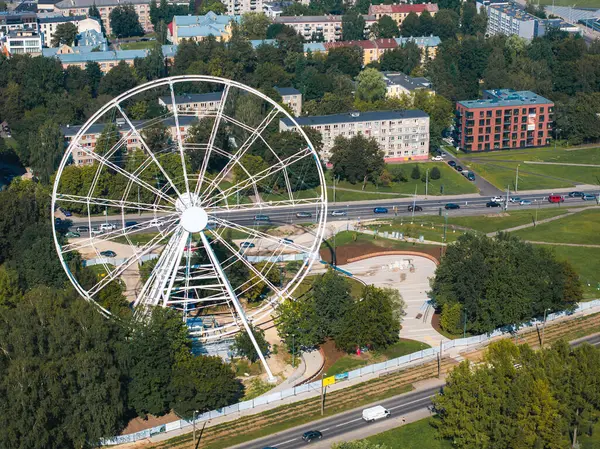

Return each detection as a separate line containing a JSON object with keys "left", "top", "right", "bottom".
{"left": 199, "top": 232, "right": 276, "bottom": 383}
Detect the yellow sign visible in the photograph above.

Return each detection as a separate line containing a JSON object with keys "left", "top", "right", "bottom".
{"left": 323, "top": 376, "right": 335, "bottom": 387}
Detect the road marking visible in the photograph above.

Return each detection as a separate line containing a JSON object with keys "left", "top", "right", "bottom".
{"left": 388, "top": 395, "right": 434, "bottom": 411}
{"left": 275, "top": 438, "right": 298, "bottom": 445}
{"left": 335, "top": 417, "right": 363, "bottom": 427}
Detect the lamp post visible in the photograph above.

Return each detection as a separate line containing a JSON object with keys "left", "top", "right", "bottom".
{"left": 192, "top": 410, "right": 199, "bottom": 445}
{"left": 463, "top": 308, "right": 467, "bottom": 339}
{"left": 515, "top": 164, "right": 520, "bottom": 193}
{"left": 541, "top": 308, "right": 551, "bottom": 348}
{"left": 554, "top": 128, "right": 561, "bottom": 150}
{"left": 292, "top": 333, "right": 296, "bottom": 368}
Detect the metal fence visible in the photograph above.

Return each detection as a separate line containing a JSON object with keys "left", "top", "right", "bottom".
{"left": 83, "top": 253, "right": 158, "bottom": 267}
{"left": 100, "top": 299, "right": 600, "bottom": 446}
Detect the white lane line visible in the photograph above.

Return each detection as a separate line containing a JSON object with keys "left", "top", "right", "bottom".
{"left": 335, "top": 418, "right": 363, "bottom": 427}
{"left": 274, "top": 438, "right": 298, "bottom": 445}
{"left": 388, "top": 395, "right": 434, "bottom": 411}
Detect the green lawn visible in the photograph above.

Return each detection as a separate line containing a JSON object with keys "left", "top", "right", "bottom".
{"left": 293, "top": 273, "right": 365, "bottom": 300}
{"left": 120, "top": 40, "right": 154, "bottom": 50}
{"left": 467, "top": 161, "right": 574, "bottom": 190}
{"left": 378, "top": 339, "right": 431, "bottom": 359}
{"left": 325, "top": 356, "right": 371, "bottom": 376}
{"left": 461, "top": 147, "right": 600, "bottom": 164}
{"left": 542, "top": 245, "right": 600, "bottom": 300}
{"left": 512, "top": 208, "right": 600, "bottom": 245}
{"left": 323, "top": 230, "right": 441, "bottom": 254}
{"left": 366, "top": 417, "right": 452, "bottom": 449}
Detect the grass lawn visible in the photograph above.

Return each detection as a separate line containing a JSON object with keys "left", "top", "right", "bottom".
{"left": 368, "top": 220, "right": 463, "bottom": 243}
{"left": 324, "top": 230, "right": 439, "bottom": 252}
{"left": 512, "top": 208, "right": 600, "bottom": 245}
{"left": 120, "top": 40, "right": 154, "bottom": 50}
{"left": 293, "top": 273, "right": 365, "bottom": 300}
{"left": 366, "top": 417, "right": 452, "bottom": 449}
{"left": 467, "top": 161, "right": 574, "bottom": 190}
{"left": 378, "top": 339, "right": 431, "bottom": 359}
{"left": 461, "top": 147, "right": 600, "bottom": 164}
{"left": 543, "top": 245, "right": 600, "bottom": 300}
{"left": 113, "top": 232, "right": 158, "bottom": 245}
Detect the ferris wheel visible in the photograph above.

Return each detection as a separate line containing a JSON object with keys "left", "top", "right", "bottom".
{"left": 51, "top": 76, "right": 327, "bottom": 379}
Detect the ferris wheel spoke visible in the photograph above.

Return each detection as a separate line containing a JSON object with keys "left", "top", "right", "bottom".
{"left": 206, "top": 196, "right": 324, "bottom": 214}
{"left": 55, "top": 193, "right": 175, "bottom": 214}
{"left": 202, "top": 107, "right": 280, "bottom": 200}
{"left": 74, "top": 144, "right": 177, "bottom": 206}
{"left": 205, "top": 146, "right": 314, "bottom": 208}
{"left": 168, "top": 82, "right": 192, "bottom": 197}
{"left": 115, "top": 104, "right": 184, "bottom": 200}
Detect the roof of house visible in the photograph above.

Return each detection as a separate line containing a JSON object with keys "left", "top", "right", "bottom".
{"left": 369, "top": 3, "right": 438, "bottom": 14}
{"left": 44, "top": 44, "right": 177, "bottom": 62}
{"left": 383, "top": 72, "right": 432, "bottom": 91}
{"left": 158, "top": 92, "right": 223, "bottom": 105}
{"left": 275, "top": 87, "right": 301, "bottom": 96}
{"left": 274, "top": 14, "right": 375, "bottom": 23}
{"left": 55, "top": 0, "right": 153, "bottom": 9}
{"left": 324, "top": 40, "right": 377, "bottom": 50}
{"left": 303, "top": 42, "right": 326, "bottom": 52}
{"left": 38, "top": 14, "right": 86, "bottom": 23}
{"left": 395, "top": 35, "right": 441, "bottom": 47}
{"left": 173, "top": 12, "right": 239, "bottom": 27}
{"left": 62, "top": 116, "right": 199, "bottom": 137}
{"left": 249, "top": 38, "right": 277, "bottom": 48}
{"left": 280, "top": 110, "right": 428, "bottom": 127}
{"left": 487, "top": 2, "right": 537, "bottom": 21}
{"left": 76, "top": 28, "right": 107, "bottom": 48}
{"left": 458, "top": 89, "right": 553, "bottom": 108}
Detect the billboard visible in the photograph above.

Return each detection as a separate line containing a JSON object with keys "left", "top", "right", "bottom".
{"left": 527, "top": 113, "right": 536, "bottom": 131}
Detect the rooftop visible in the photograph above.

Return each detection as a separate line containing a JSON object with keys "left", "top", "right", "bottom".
{"left": 303, "top": 42, "right": 327, "bottom": 52}
{"left": 458, "top": 89, "right": 554, "bottom": 108}
{"left": 395, "top": 35, "right": 441, "bottom": 47}
{"left": 62, "top": 116, "right": 199, "bottom": 137}
{"left": 38, "top": 14, "right": 86, "bottom": 23}
{"left": 249, "top": 38, "right": 277, "bottom": 48}
{"left": 280, "top": 109, "right": 429, "bottom": 127}
{"left": 275, "top": 14, "right": 375, "bottom": 23}
{"left": 158, "top": 92, "right": 223, "bottom": 105}
{"left": 275, "top": 86, "right": 301, "bottom": 96}
{"left": 488, "top": 3, "right": 537, "bottom": 21}
{"left": 383, "top": 72, "right": 432, "bottom": 91}
{"left": 55, "top": 0, "right": 154, "bottom": 8}
{"left": 369, "top": 3, "right": 438, "bottom": 14}
{"left": 173, "top": 12, "right": 238, "bottom": 27}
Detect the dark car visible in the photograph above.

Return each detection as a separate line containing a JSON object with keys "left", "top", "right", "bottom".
{"left": 582, "top": 193, "right": 597, "bottom": 201}
{"left": 240, "top": 242, "right": 255, "bottom": 248}
{"left": 373, "top": 207, "right": 388, "bottom": 214}
{"left": 100, "top": 250, "right": 117, "bottom": 257}
{"left": 466, "top": 172, "right": 476, "bottom": 181}
{"left": 445, "top": 203, "right": 460, "bottom": 210}
{"left": 302, "top": 430, "right": 323, "bottom": 442}
{"left": 62, "top": 209, "right": 72, "bottom": 217}
{"left": 125, "top": 221, "right": 138, "bottom": 227}
{"left": 448, "top": 160, "right": 457, "bottom": 167}
{"left": 486, "top": 201, "right": 501, "bottom": 208}
{"left": 75, "top": 226, "right": 89, "bottom": 233}
{"left": 408, "top": 205, "right": 423, "bottom": 212}
{"left": 455, "top": 165, "right": 463, "bottom": 172}
{"left": 254, "top": 215, "right": 270, "bottom": 222}
{"left": 296, "top": 212, "right": 312, "bottom": 218}
{"left": 568, "top": 191, "right": 585, "bottom": 198}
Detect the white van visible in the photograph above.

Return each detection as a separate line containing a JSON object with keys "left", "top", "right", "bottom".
{"left": 362, "top": 405, "right": 390, "bottom": 422}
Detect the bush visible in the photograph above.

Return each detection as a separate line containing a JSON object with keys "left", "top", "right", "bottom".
{"left": 440, "top": 302, "right": 463, "bottom": 335}
{"left": 410, "top": 164, "right": 421, "bottom": 179}
{"left": 430, "top": 166, "right": 441, "bottom": 180}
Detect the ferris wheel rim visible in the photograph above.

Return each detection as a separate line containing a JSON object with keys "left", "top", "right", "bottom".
{"left": 51, "top": 75, "right": 328, "bottom": 336}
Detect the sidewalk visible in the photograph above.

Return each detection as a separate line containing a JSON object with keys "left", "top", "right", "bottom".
{"left": 266, "top": 349, "right": 324, "bottom": 395}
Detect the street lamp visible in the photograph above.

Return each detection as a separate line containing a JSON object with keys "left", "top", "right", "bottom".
{"left": 554, "top": 128, "right": 561, "bottom": 151}
{"left": 541, "top": 308, "right": 551, "bottom": 348}
{"left": 292, "top": 333, "right": 296, "bottom": 368}
{"left": 193, "top": 410, "right": 199, "bottom": 445}
{"left": 515, "top": 164, "right": 520, "bottom": 193}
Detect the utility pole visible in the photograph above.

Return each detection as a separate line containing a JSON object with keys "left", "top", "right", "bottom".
{"left": 192, "top": 410, "right": 198, "bottom": 445}
{"left": 425, "top": 168, "right": 429, "bottom": 197}
{"left": 292, "top": 333, "right": 296, "bottom": 368}
{"left": 438, "top": 340, "right": 442, "bottom": 378}
{"left": 515, "top": 164, "right": 520, "bottom": 193}
{"left": 411, "top": 185, "right": 417, "bottom": 223}
{"left": 320, "top": 372, "right": 325, "bottom": 416}
{"left": 541, "top": 308, "right": 550, "bottom": 348}
{"left": 463, "top": 308, "right": 467, "bottom": 338}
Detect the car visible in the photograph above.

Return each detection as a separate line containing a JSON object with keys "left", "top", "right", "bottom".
{"left": 75, "top": 226, "right": 89, "bottom": 233}
{"left": 373, "top": 207, "right": 388, "bottom": 214}
{"left": 54, "top": 217, "right": 62, "bottom": 225}
{"left": 445, "top": 203, "right": 460, "bottom": 210}
{"left": 331, "top": 210, "right": 347, "bottom": 216}
{"left": 296, "top": 212, "right": 312, "bottom": 218}
{"left": 61, "top": 209, "right": 72, "bottom": 217}
{"left": 509, "top": 197, "right": 521, "bottom": 203}
{"left": 466, "top": 172, "right": 476, "bottom": 181}
{"left": 491, "top": 196, "right": 505, "bottom": 202}
{"left": 520, "top": 199, "right": 532, "bottom": 206}
{"left": 582, "top": 193, "right": 597, "bottom": 201}
{"left": 548, "top": 195, "right": 564, "bottom": 203}
{"left": 91, "top": 227, "right": 103, "bottom": 236}
{"left": 302, "top": 430, "right": 323, "bottom": 442}
{"left": 447, "top": 160, "right": 457, "bottom": 167}
{"left": 254, "top": 214, "right": 270, "bottom": 222}
{"left": 240, "top": 242, "right": 255, "bottom": 248}
{"left": 408, "top": 205, "right": 423, "bottom": 212}
{"left": 568, "top": 191, "right": 585, "bottom": 198}
{"left": 455, "top": 165, "right": 463, "bottom": 172}
{"left": 362, "top": 405, "right": 391, "bottom": 422}
{"left": 281, "top": 238, "right": 294, "bottom": 244}
{"left": 125, "top": 221, "right": 138, "bottom": 227}
{"left": 149, "top": 218, "right": 163, "bottom": 227}
{"left": 100, "top": 223, "right": 117, "bottom": 232}
{"left": 100, "top": 250, "right": 117, "bottom": 258}
{"left": 486, "top": 201, "right": 501, "bottom": 208}
{"left": 65, "top": 231, "right": 80, "bottom": 238}
{"left": 431, "top": 155, "right": 443, "bottom": 161}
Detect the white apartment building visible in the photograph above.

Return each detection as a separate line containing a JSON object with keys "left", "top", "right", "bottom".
{"left": 4, "top": 30, "right": 42, "bottom": 55}
{"left": 273, "top": 15, "right": 376, "bottom": 42}
{"left": 279, "top": 110, "right": 430, "bottom": 163}
{"left": 158, "top": 92, "right": 223, "bottom": 116}
{"left": 222, "top": 0, "right": 263, "bottom": 15}
{"left": 275, "top": 87, "right": 302, "bottom": 116}
{"left": 38, "top": 14, "right": 101, "bottom": 47}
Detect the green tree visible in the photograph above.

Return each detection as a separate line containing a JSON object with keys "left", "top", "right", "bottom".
{"left": 461, "top": 1, "right": 487, "bottom": 36}
{"left": 85, "top": 61, "right": 103, "bottom": 97}
{"left": 379, "top": 42, "right": 421, "bottom": 74}
{"left": 312, "top": 269, "right": 354, "bottom": 339}
{"left": 0, "top": 264, "right": 22, "bottom": 308}
{"left": 275, "top": 296, "right": 322, "bottom": 350}
{"left": 432, "top": 9, "right": 460, "bottom": 40}
{"left": 430, "top": 166, "right": 441, "bottom": 180}
{"left": 95, "top": 123, "right": 120, "bottom": 157}
{"left": 232, "top": 325, "right": 270, "bottom": 363}
{"left": 98, "top": 60, "right": 138, "bottom": 96}
{"left": 410, "top": 164, "right": 421, "bottom": 179}
{"left": 400, "top": 12, "right": 421, "bottom": 37}
{"left": 28, "top": 120, "right": 64, "bottom": 184}
{"left": 110, "top": 4, "right": 144, "bottom": 38}
{"left": 440, "top": 302, "right": 463, "bottom": 335}
{"left": 197, "top": 0, "right": 227, "bottom": 14}
{"left": 241, "top": 12, "right": 271, "bottom": 39}
{"left": 186, "top": 117, "right": 230, "bottom": 173}
{"left": 326, "top": 46, "right": 363, "bottom": 77}
{"left": 356, "top": 68, "right": 387, "bottom": 102}
{"left": 342, "top": 9, "right": 365, "bottom": 41}
{"left": 371, "top": 15, "right": 399, "bottom": 39}
{"left": 51, "top": 22, "right": 78, "bottom": 47}
{"left": 141, "top": 122, "right": 169, "bottom": 152}
{"left": 418, "top": 10, "right": 434, "bottom": 36}
{"left": 330, "top": 134, "right": 385, "bottom": 186}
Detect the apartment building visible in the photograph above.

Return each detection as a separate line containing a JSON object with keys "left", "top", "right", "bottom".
{"left": 38, "top": 14, "right": 101, "bottom": 47}
{"left": 276, "top": 87, "right": 302, "bottom": 116}
{"left": 222, "top": 0, "right": 263, "bottom": 15}
{"left": 0, "top": 11, "right": 38, "bottom": 37}
{"left": 273, "top": 15, "right": 376, "bottom": 42}
{"left": 62, "top": 116, "right": 198, "bottom": 165}
{"left": 383, "top": 72, "right": 433, "bottom": 97}
{"left": 168, "top": 12, "right": 239, "bottom": 44}
{"left": 396, "top": 35, "right": 441, "bottom": 60}
{"left": 262, "top": 1, "right": 292, "bottom": 18}
{"left": 368, "top": 3, "right": 438, "bottom": 26}
{"left": 279, "top": 110, "right": 430, "bottom": 163}
{"left": 158, "top": 92, "right": 223, "bottom": 116}
{"left": 455, "top": 89, "right": 554, "bottom": 152}
{"left": 3, "top": 30, "right": 42, "bottom": 55}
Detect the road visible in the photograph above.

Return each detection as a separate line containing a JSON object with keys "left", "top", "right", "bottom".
{"left": 227, "top": 332, "right": 600, "bottom": 449}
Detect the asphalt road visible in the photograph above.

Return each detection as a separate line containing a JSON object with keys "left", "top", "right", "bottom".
{"left": 227, "top": 332, "right": 600, "bottom": 449}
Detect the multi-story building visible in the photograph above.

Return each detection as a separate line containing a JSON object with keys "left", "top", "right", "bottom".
{"left": 168, "top": 12, "right": 239, "bottom": 44}
{"left": 477, "top": 1, "right": 579, "bottom": 40}
{"left": 396, "top": 35, "right": 441, "bottom": 61}
{"left": 0, "top": 11, "right": 38, "bottom": 37}
{"left": 454, "top": 89, "right": 554, "bottom": 152}
{"left": 273, "top": 15, "right": 376, "bottom": 42}
{"left": 3, "top": 30, "right": 42, "bottom": 55}
{"left": 62, "top": 116, "right": 198, "bottom": 165}
{"left": 53, "top": 0, "right": 161, "bottom": 35}
{"left": 221, "top": 0, "right": 263, "bottom": 15}
{"left": 275, "top": 87, "right": 302, "bottom": 116}
{"left": 279, "top": 110, "right": 430, "bottom": 163}
{"left": 368, "top": 3, "right": 438, "bottom": 26}
{"left": 383, "top": 72, "right": 433, "bottom": 97}
{"left": 158, "top": 92, "right": 223, "bottom": 116}
{"left": 262, "top": 1, "right": 292, "bottom": 18}
{"left": 38, "top": 14, "right": 101, "bottom": 47}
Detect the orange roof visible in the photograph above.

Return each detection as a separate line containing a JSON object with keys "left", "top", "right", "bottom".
{"left": 324, "top": 40, "right": 377, "bottom": 50}
{"left": 368, "top": 3, "right": 439, "bottom": 15}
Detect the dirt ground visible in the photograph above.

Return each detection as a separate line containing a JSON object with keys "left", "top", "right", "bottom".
{"left": 319, "top": 240, "right": 443, "bottom": 266}
{"left": 320, "top": 339, "right": 346, "bottom": 374}
{"left": 121, "top": 411, "right": 180, "bottom": 435}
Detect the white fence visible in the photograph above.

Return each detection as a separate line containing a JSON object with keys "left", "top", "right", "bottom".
{"left": 99, "top": 299, "right": 600, "bottom": 446}
{"left": 83, "top": 253, "right": 158, "bottom": 267}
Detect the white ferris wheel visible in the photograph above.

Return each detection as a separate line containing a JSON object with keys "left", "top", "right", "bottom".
{"left": 51, "top": 76, "right": 327, "bottom": 379}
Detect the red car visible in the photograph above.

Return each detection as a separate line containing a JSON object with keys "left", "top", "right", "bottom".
{"left": 548, "top": 195, "right": 564, "bottom": 203}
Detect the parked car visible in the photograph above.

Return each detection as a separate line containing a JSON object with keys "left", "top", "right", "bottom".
{"left": 486, "top": 201, "right": 501, "bottom": 208}
{"left": 509, "top": 197, "right": 521, "bottom": 203}
{"left": 568, "top": 191, "right": 585, "bottom": 198}
{"left": 61, "top": 208, "right": 72, "bottom": 217}
{"left": 491, "top": 196, "right": 505, "bottom": 202}
{"left": 302, "top": 430, "right": 323, "bottom": 442}
{"left": 445, "top": 203, "right": 460, "bottom": 210}
{"left": 431, "top": 155, "right": 443, "bottom": 161}
{"left": 100, "top": 250, "right": 116, "bottom": 257}
{"left": 362, "top": 405, "right": 391, "bottom": 422}
{"left": 582, "top": 193, "right": 597, "bottom": 201}
{"left": 281, "top": 238, "right": 294, "bottom": 244}
{"left": 520, "top": 199, "right": 532, "bottom": 206}
{"left": 240, "top": 242, "right": 255, "bottom": 248}
{"left": 447, "top": 160, "right": 456, "bottom": 167}
{"left": 408, "top": 205, "right": 423, "bottom": 212}
{"left": 91, "top": 227, "right": 103, "bottom": 236}
{"left": 373, "top": 207, "right": 388, "bottom": 214}
{"left": 331, "top": 210, "right": 347, "bottom": 216}
{"left": 455, "top": 165, "right": 463, "bottom": 172}
{"left": 548, "top": 195, "right": 564, "bottom": 203}
{"left": 100, "top": 223, "right": 116, "bottom": 232}
{"left": 254, "top": 214, "right": 270, "bottom": 222}
{"left": 65, "top": 231, "right": 80, "bottom": 238}
{"left": 149, "top": 218, "right": 163, "bottom": 227}
{"left": 296, "top": 212, "right": 312, "bottom": 218}
{"left": 75, "top": 226, "right": 89, "bottom": 233}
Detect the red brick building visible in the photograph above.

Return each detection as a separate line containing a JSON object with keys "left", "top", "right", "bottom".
{"left": 455, "top": 89, "right": 554, "bottom": 152}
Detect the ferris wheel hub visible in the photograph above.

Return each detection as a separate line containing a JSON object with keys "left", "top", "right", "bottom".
{"left": 180, "top": 206, "right": 208, "bottom": 233}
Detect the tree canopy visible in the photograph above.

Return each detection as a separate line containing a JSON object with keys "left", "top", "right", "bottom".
{"left": 329, "top": 134, "right": 385, "bottom": 186}
{"left": 110, "top": 4, "right": 144, "bottom": 38}
{"left": 51, "top": 23, "right": 78, "bottom": 47}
